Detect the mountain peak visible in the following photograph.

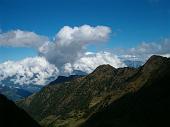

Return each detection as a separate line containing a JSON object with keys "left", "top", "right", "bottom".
{"left": 146, "top": 55, "right": 168, "bottom": 64}
{"left": 143, "top": 55, "right": 169, "bottom": 72}
{"left": 94, "top": 64, "right": 115, "bottom": 72}
{"left": 144, "top": 55, "right": 169, "bottom": 67}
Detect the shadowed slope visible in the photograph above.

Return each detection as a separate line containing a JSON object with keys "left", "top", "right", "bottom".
{"left": 80, "top": 55, "right": 170, "bottom": 127}
{"left": 0, "top": 94, "right": 41, "bottom": 127}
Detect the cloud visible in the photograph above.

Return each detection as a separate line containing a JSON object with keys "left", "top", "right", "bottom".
{"left": 161, "top": 54, "right": 170, "bottom": 58}
{"left": 2, "top": 25, "right": 169, "bottom": 86}
{"left": 39, "top": 25, "right": 111, "bottom": 69}
{"left": 118, "top": 38, "right": 170, "bottom": 61}
{"left": 0, "top": 25, "right": 116, "bottom": 85}
{"left": 56, "top": 25, "right": 111, "bottom": 46}
{"left": 0, "top": 29, "right": 48, "bottom": 48}
{"left": 62, "top": 52, "right": 126, "bottom": 75}
{"left": 36, "top": 23, "right": 125, "bottom": 75}
{"left": 0, "top": 57, "right": 59, "bottom": 85}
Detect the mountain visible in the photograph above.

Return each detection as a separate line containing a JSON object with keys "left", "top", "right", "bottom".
{"left": 0, "top": 83, "right": 42, "bottom": 101}
{"left": 18, "top": 55, "right": 170, "bottom": 127}
{"left": 0, "top": 94, "right": 41, "bottom": 127}
{"left": 80, "top": 56, "right": 170, "bottom": 127}
{"left": 49, "top": 75, "right": 85, "bottom": 85}
{"left": 20, "top": 85, "right": 43, "bottom": 93}
{"left": 0, "top": 77, "right": 43, "bottom": 93}
{"left": 18, "top": 65, "right": 138, "bottom": 127}
{"left": 0, "top": 76, "right": 43, "bottom": 101}
{"left": 0, "top": 85, "right": 32, "bottom": 101}
{"left": 0, "top": 70, "right": 86, "bottom": 101}
{"left": 0, "top": 74, "right": 84, "bottom": 101}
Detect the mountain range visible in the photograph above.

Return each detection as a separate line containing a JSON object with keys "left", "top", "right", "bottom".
{"left": 0, "top": 85, "right": 32, "bottom": 101}
{"left": 0, "top": 75, "right": 85, "bottom": 101}
{"left": 0, "top": 60, "right": 141, "bottom": 101}
{"left": 0, "top": 69, "right": 87, "bottom": 101}
{"left": 17, "top": 55, "right": 170, "bottom": 127}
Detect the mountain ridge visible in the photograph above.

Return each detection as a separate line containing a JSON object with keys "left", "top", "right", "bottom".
{"left": 80, "top": 55, "right": 170, "bottom": 127}
{"left": 18, "top": 55, "right": 170, "bottom": 127}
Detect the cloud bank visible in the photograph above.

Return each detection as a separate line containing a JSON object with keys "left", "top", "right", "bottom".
{"left": 119, "top": 38, "right": 170, "bottom": 61}
{"left": 0, "top": 57, "right": 59, "bottom": 85}
{"left": 62, "top": 52, "right": 126, "bottom": 75}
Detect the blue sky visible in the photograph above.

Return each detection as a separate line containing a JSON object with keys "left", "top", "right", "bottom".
{"left": 0, "top": 0, "right": 170, "bottom": 63}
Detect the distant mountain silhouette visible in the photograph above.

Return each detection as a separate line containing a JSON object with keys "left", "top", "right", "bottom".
{"left": 18, "top": 55, "right": 170, "bottom": 127}
{"left": 0, "top": 73, "right": 84, "bottom": 101}
{"left": 0, "top": 76, "right": 43, "bottom": 101}
{"left": 0, "top": 94, "right": 41, "bottom": 127}
{"left": 0, "top": 85, "right": 32, "bottom": 101}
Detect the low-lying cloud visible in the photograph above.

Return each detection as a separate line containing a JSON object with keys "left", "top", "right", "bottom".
{"left": 118, "top": 38, "right": 170, "bottom": 61}
{"left": 0, "top": 57, "right": 59, "bottom": 85}
{"left": 62, "top": 52, "right": 126, "bottom": 75}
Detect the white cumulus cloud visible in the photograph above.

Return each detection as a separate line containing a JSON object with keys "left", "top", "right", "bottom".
{"left": 39, "top": 25, "right": 112, "bottom": 69}
{"left": 0, "top": 25, "right": 116, "bottom": 86}
{"left": 0, "top": 57, "right": 59, "bottom": 85}
{"left": 56, "top": 25, "right": 111, "bottom": 46}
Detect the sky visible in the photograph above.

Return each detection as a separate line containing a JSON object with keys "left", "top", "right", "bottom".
{"left": 0, "top": 0, "right": 170, "bottom": 85}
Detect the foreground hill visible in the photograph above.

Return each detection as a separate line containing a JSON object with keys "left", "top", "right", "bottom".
{"left": 18, "top": 55, "right": 170, "bottom": 127}
{"left": 81, "top": 56, "right": 170, "bottom": 127}
{"left": 0, "top": 94, "right": 41, "bottom": 127}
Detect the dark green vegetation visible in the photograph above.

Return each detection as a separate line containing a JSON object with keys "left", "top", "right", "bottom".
{"left": 49, "top": 75, "right": 84, "bottom": 85}
{"left": 0, "top": 94, "right": 41, "bottom": 127}
{"left": 18, "top": 55, "right": 170, "bottom": 127}
{"left": 81, "top": 56, "right": 170, "bottom": 127}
